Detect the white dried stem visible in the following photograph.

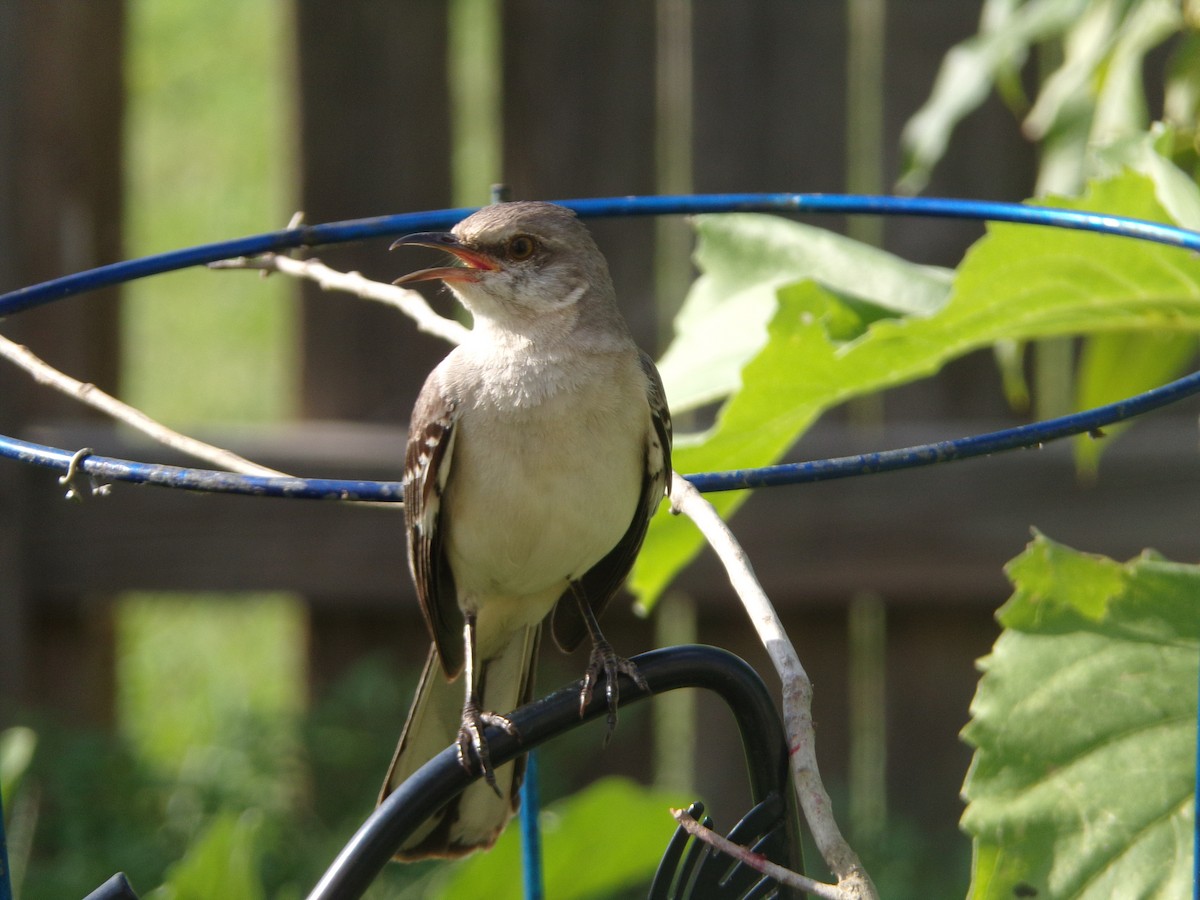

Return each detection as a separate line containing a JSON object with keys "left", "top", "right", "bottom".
{"left": 669, "top": 473, "right": 877, "bottom": 899}
{"left": 211, "top": 253, "right": 469, "bottom": 345}
{"left": 0, "top": 333, "right": 289, "bottom": 479}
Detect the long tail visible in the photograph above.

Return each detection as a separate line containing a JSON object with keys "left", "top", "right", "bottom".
{"left": 380, "top": 625, "right": 539, "bottom": 860}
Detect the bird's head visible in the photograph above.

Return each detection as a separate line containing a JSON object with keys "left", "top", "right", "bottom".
{"left": 391, "top": 201, "right": 616, "bottom": 334}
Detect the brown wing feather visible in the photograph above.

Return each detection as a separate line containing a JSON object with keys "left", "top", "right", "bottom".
{"left": 552, "top": 351, "right": 673, "bottom": 652}
{"left": 404, "top": 377, "right": 465, "bottom": 676}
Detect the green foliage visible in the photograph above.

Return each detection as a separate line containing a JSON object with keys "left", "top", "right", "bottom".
{"left": 1, "top": 727, "right": 36, "bottom": 803}
{"left": 898, "top": 0, "right": 1090, "bottom": 194}
{"left": 656, "top": 214, "right": 953, "bottom": 415}
{"left": 435, "top": 777, "right": 687, "bottom": 899}
{"left": 899, "top": 1, "right": 1200, "bottom": 479}
{"left": 962, "top": 533, "right": 1198, "bottom": 899}
{"left": 148, "top": 811, "right": 266, "bottom": 900}
{"left": 1073, "top": 329, "right": 1197, "bottom": 475}
{"left": 2, "top": 727, "right": 38, "bottom": 897}
{"left": 633, "top": 166, "right": 1200, "bottom": 606}
{"left": 899, "top": 0, "right": 1194, "bottom": 196}
{"left": 117, "top": 594, "right": 306, "bottom": 780}
{"left": 15, "top": 652, "right": 423, "bottom": 900}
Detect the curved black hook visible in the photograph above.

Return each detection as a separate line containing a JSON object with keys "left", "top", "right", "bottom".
{"left": 306, "top": 644, "right": 799, "bottom": 900}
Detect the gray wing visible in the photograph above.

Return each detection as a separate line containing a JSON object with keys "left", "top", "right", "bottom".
{"left": 551, "top": 350, "right": 673, "bottom": 652}
{"left": 404, "top": 375, "right": 465, "bottom": 676}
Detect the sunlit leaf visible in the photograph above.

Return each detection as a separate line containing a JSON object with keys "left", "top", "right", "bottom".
{"left": 656, "top": 214, "right": 952, "bottom": 414}
{"left": 1090, "top": 124, "right": 1200, "bottom": 228}
{"left": 1090, "top": 0, "right": 1180, "bottom": 141}
{"left": 1024, "top": 0, "right": 1125, "bottom": 141}
{"left": 962, "top": 533, "right": 1198, "bottom": 899}
{"left": 634, "top": 171, "right": 1200, "bottom": 606}
{"left": 898, "top": 0, "right": 1088, "bottom": 193}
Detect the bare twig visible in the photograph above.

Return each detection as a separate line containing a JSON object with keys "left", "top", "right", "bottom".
{"left": 210, "top": 253, "right": 470, "bottom": 346}
{"left": 0, "top": 333, "right": 290, "bottom": 479}
{"left": 670, "top": 808, "right": 844, "bottom": 899}
{"left": 670, "top": 473, "right": 878, "bottom": 900}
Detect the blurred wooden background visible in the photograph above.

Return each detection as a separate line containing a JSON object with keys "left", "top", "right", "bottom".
{"left": 3, "top": 0, "right": 1197, "bottom": 855}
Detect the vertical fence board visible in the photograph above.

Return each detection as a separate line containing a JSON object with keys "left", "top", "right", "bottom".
{"left": 692, "top": 1, "right": 847, "bottom": 195}
{"left": 0, "top": 0, "right": 125, "bottom": 726}
{"left": 295, "top": 0, "right": 456, "bottom": 424}
{"left": 502, "top": 0, "right": 661, "bottom": 349}
{"left": 294, "top": 1, "right": 456, "bottom": 694}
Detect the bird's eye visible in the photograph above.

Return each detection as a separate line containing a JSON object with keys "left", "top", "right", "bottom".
{"left": 506, "top": 235, "right": 537, "bottom": 261}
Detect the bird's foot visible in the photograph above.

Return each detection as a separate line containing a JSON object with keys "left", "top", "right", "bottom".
{"left": 579, "top": 639, "right": 649, "bottom": 745}
{"left": 456, "top": 697, "right": 519, "bottom": 797}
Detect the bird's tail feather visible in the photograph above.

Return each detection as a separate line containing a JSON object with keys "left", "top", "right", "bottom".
{"left": 380, "top": 626, "right": 539, "bottom": 860}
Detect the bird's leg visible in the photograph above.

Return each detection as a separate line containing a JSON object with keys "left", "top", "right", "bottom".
{"left": 455, "top": 612, "right": 519, "bottom": 796}
{"left": 571, "top": 583, "right": 649, "bottom": 744}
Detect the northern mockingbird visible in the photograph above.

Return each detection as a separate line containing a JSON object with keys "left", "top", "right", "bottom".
{"left": 379, "top": 201, "right": 672, "bottom": 859}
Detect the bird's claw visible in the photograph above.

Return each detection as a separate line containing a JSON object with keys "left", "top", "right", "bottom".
{"left": 579, "top": 639, "right": 649, "bottom": 745}
{"left": 456, "top": 698, "right": 519, "bottom": 797}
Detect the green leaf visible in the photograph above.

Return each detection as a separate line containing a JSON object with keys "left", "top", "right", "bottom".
{"left": 656, "top": 214, "right": 952, "bottom": 414}
{"left": 149, "top": 811, "right": 266, "bottom": 900}
{"left": 962, "top": 533, "right": 1198, "bottom": 899}
{"left": 898, "top": 0, "right": 1088, "bottom": 193}
{"left": 433, "top": 777, "right": 687, "bottom": 899}
{"left": 1090, "top": 123, "right": 1200, "bottom": 232}
{"left": 633, "top": 170, "right": 1200, "bottom": 606}
{"left": 1071, "top": 134, "right": 1200, "bottom": 473}
{"left": 1024, "top": 0, "right": 1126, "bottom": 142}
{"left": 0, "top": 727, "right": 37, "bottom": 805}
{"left": 1090, "top": 0, "right": 1180, "bottom": 141}
{"left": 1072, "top": 330, "right": 1198, "bottom": 476}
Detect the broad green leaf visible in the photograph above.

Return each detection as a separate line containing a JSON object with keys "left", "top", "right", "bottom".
{"left": 633, "top": 170, "right": 1200, "bottom": 605}
{"left": 962, "top": 533, "right": 1198, "bottom": 899}
{"left": 656, "top": 214, "right": 952, "bottom": 414}
{"left": 433, "top": 777, "right": 686, "bottom": 899}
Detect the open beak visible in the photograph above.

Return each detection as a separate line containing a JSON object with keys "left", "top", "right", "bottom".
{"left": 390, "top": 232, "right": 497, "bottom": 285}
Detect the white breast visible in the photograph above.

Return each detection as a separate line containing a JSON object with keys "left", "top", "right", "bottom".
{"left": 439, "top": 343, "right": 647, "bottom": 638}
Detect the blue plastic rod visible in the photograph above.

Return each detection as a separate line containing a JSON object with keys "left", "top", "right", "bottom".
{"left": 519, "top": 751, "right": 544, "bottom": 900}
{"left": 0, "top": 780, "right": 11, "bottom": 900}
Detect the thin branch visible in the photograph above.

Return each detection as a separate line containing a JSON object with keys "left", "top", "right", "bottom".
{"left": 670, "top": 473, "right": 878, "bottom": 900}
{"left": 0, "top": 333, "right": 290, "bottom": 479}
{"left": 670, "top": 808, "right": 844, "bottom": 899}
{"left": 210, "top": 253, "right": 470, "bottom": 345}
